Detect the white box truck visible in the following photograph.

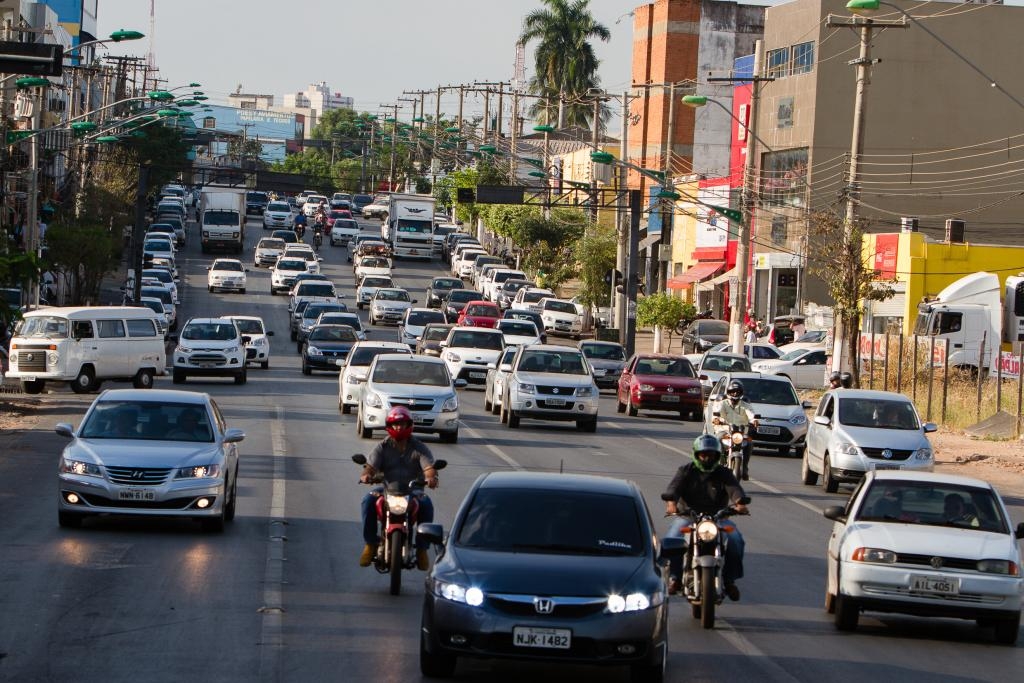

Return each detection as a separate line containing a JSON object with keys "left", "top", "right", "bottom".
{"left": 199, "top": 188, "right": 246, "bottom": 254}
{"left": 383, "top": 193, "right": 435, "bottom": 259}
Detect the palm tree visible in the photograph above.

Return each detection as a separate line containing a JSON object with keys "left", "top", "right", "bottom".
{"left": 518, "top": 0, "right": 611, "bottom": 130}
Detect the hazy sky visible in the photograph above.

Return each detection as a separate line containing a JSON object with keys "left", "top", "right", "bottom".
{"left": 95, "top": 0, "right": 659, "bottom": 120}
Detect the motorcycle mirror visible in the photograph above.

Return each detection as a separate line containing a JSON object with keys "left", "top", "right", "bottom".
{"left": 753, "top": 413, "right": 762, "bottom": 420}
{"left": 712, "top": 411, "right": 720, "bottom": 417}
{"left": 351, "top": 454, "right": 367, "bottom": 465}
{"left": 738, "top": 496, "right": 751, "bottom": 505}
{"left": 660, "top": 493, "right": 675, "bottom": 502}
{"left": 433, "top": 459, "right": 448, "bottom": 471}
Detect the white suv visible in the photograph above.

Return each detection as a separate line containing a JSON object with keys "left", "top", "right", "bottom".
{"left": 441, "top": 326, "right": 505, "bottom": 386}
{"left": 539, "top": 297, "right": 584, "bottom": 339}
{"left": 501, "top": 344, "right": 599, "bottom": 432}
{"left": 172, "top": 318, "right": 248, "bottom": 385}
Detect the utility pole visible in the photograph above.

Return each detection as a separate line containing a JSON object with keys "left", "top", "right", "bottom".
{"left": 656, "top": 82, "right": 676, "bottom": 302}
{"left": 25, "top": 83, "right": 43, "bottom": 307}
{"left": 379, "top": 103, "right": 401, "bottom": 190}
{"left": 615, "top": 90, "right": 635, "bottom": 340}
{"left": 510, "top": 88, "right": 520, "bottom": 181}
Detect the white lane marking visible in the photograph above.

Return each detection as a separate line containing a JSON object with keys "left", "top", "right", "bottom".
{"left": 259, "top": 406, "right": 287, "bottom": 680}
{"left": 462, "top": 425, "right": 524, "bottom": 471}
{"left": 715, "top": 618, "right": 802, "bottom": 683}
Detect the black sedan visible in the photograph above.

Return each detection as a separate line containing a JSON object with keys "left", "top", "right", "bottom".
{"left": 300, "top": 324, "right": 358, "bottom": 375}
{"left": 418, "top": 471, "right": 672, "bottom": 681}
{"left": 442, "top": 289, "right": 483, "bottom": 323}
{"left": 426, "top": 276, "right": 465, "bottom": 308}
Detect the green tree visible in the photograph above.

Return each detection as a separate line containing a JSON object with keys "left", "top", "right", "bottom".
{"left": 519, "top": 0, "right": 611, "bottom": 128}
{"left": 636, "top": 292, "right": 687, "bottom": 346}
{"left": 573, "top": 222, "right": 616, "bottom": 308}
{"left": 271, "top": 150, "right": 335, "bottom": 193}
{"left": 43, "top": 222, "right": 119, "bottom": 305}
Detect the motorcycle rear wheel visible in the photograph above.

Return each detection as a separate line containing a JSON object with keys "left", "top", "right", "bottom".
{"left": 700, "top": 566, "right": 716, "bottom": 629}
{"left": 389, "top": 530, "right": 405, "bottom": 596}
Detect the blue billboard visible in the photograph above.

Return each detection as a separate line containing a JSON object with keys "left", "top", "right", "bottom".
{"left": 189, "top": 105, "right": 301, "bottom": 164}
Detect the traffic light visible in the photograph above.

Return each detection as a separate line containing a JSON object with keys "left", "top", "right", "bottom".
{"left": 604, "top": 268, "right": 623, "bottom": 287}
{"left": 456, "top": 187, "right": 475, "bottom": 203}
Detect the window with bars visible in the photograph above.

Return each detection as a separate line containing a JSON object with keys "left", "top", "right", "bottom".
{"left": 767, "top": 47, "right": 790, "bottom": 78}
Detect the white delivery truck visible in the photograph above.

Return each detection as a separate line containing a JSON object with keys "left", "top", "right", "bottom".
{"left": 912, "top": 271, "right": 1003, "bottom": 372}
{"left": 383, "top": 193, "right": 435, "bottom": 259}
{"left": 199, "top": 188, "right": 246, "bottom": 254}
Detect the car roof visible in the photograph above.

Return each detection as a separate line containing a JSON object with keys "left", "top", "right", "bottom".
{"left": 867, "top": 469, "right": 993, "bottom": 489}
{"left": 581, "top": 340, "right": 622, "bottom": 348}
{"left": 478, "top": 471, "right": 637, "bottom": 496}
{"left": 96, "top": 388, "right": 209, "bottom": 404}
{"left": 830, "top": 389, "right": 915, "bottom": 401}
{"left": 633, "top": 352, "right": 689, "bottom": 360}
{"left": 351, "top": 341, "right": 410, "bottom": 351}
{"left": 373, "top": 353, "right": 443, "bottom": 365}
{"left": 450, "top": 325, "right": 503, "bottom": 334}
{"left": 229, "top": 315, "right": 263, "bottom": 322}
{"left": 720, "top": 371, "right": 792, "bottom": 385}
{"left": 519, "top": 343, "right": 580, "bottom": 353}
{"left": 704, "top": 351, "right": 747, "bottom": 360}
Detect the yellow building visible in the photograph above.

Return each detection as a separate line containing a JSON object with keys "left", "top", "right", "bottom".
{"left": 862, "top": 230, "right": 1024, "bottom": 336}
{"left": 554, "top": 145, "right": 619, "bottom": 230}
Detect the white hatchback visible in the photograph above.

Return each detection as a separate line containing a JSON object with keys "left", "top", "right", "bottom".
{"left": 206, "top": 259, "right": 248, "bottom": 293}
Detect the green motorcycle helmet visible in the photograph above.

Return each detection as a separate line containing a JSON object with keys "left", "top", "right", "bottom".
{"left": 692, "top": 434, "right": 722, "bottom": 472}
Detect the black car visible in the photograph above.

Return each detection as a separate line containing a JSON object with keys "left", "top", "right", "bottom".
{"left": 416, "top": 323, "right": 455, "bottom": 357}
{"left": 503, "top": 308, "right": 547, "bottom": 343}
{"left": 301, "top": 324, "right": 358, "bottom": 374}
{"left": 679, "top": 319, "right": 730, "bottom": 354}
{"left": 426, "top": 277, "right": 466, "bottom": 308}
{"left": 351, "top": 194, "right": 373, "bottom": 214}
{"left": 246, "top": 191, "right": 269, "bottom": 215}
{"left": 442, "top": 289, "right": 483, "bottom": 323}
{"left": 418, "top": 471, "right": 673, "bottom": 681}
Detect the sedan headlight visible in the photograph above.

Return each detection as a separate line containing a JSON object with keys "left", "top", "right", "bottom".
{"left": 175, "top": 464, "right": 222, "bottom": 479}
{"left": 836, "top": 441, "right": 860, "bottom": 456}
{"left": 517, "top": 381, "right": 535, "bottom": 394}
{"left": 977, "top": 559, "right": 1019, "bottom": 575}
{"left": 444, "top": 352, "right": 462, "bottom": 363}
{"left": 442, "top": 395, "right": 459, "bottom": 412}
{"left": 638, "top": 383, "right": 655, "bottom": 392}
{"left": 606, "top": 591, "right": 661, "bottom": 613}
{"left": 177, "top": 345, "right": 193, "bottom": 354}
{"left": 365, "top": 392, "right": 383, "bottom": 408}
{"left": 252, "top": 337, "right": 267, "bottom": 347}
{"left": 576, "top": 386, "right": 594, "bottom": 397}
{"left": 789, "top": 414, "right": 807, "bottom": 425}
{"left": 851, "top": 547, "right": 896, "bottom": 564}
{"left": 433, "top": 580, "right": 484, "bottom": 607}
{"left": 913, "top": 447, "right": 933, "bottom": 460}
{"left": 60, "top": 459, "right": 102, "bottom": 477}
{"left": 306, "top": 345, "right": 322, "bottom": 356}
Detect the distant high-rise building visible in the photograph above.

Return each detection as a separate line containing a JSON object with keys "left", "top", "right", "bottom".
{"left": 282, "top": 82, "right": 353, "bottom": 117}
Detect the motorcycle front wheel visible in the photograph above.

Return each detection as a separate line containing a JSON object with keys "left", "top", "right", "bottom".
{"left": 730, "top": 453, "right": 743, "bottom": 481}
{"left": 700, "top": 565, "right": 716, "bottom": 629}
{"left": 389, "top": 530, "right": 405, "bottom": 596}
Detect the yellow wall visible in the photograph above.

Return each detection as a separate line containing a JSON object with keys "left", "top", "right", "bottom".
{"left": 669, "top": 177, "right": 701, "bottom": 300}
{"left": 865, "top": 231, "right": 1024, "bottom": 335}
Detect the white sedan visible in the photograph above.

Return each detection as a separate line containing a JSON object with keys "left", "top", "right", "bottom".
{"left": 207, "top": 259, "right": 248, "bottom": 293}
{"left": 752, "top": 347, "right": 829, "bottom": 389}
{"left": 825, "top": 470, "right": 1023, "bottom": 644}
{"left": 354, "top": 256, "right": 392, "bottom": 284}
{"left": 337, "top": 341, "right": 411, "bottom": 414}
{"left": 495, "top": 318, "right": 541, "bottom": 347}
{"left": 368, "top": 288, "right": 416, "bottom": 326}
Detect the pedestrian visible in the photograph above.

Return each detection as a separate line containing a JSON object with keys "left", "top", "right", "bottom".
{"left": 792, "top": 318, "right": 806, "bottom": 340}
{"left": 744, "top": 325, "right": 757, "bottom": 344}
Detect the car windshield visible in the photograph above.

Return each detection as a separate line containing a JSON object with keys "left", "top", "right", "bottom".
{"left": 423, "top": 326, "right": 452, "bottom": 341}
{"left": 141, "top": 288, "right": 171, "bottom": 304}
{"left": 350, "top": 346, "right": 407, "bottom": 366}
{"left": 143, "top": 270, "right": 172, "bottom": 283}
{"left": 320, "top": 314, "right": 361, "bottom": 329}
{"left": 182, "top": 322, "right": 237, "bottom": 341}
{"left": 141, "top": 300, "right": 164, "bottom": 315}
{"left": 362, "top": 257, "right": 388, "bottom": 268}
{"left": 143, "top": 241, "right": 171, "bottom": 252}
{"left": 361, "top": 277, "right": 393, "bottom": 288}
{"left": 543, "top": 300, "right": 577, "bottom": 314}
{"left": 518, "top": 350, "right": 587, "bottom": 375}
{"left": 697, "top": 321, "right": 729, "bottom": 335}
{"left": 499, "top": 321, "right": 537, "bottom": 337}
{"left": 633, "top": 357, "right": 694, "bottom": 377}
{"left": 503, "top": 280, "right": 532, "bottom": 293}
{"left": 296, "top": 284, "right": 335, "bottom": 297}
{"left": 335, "top": 220, "right": 358, "bottom": 229}
{"left": 856, "top": 480, "right": 1008, "bottom": 533}
{"left": 582, "top": 343, "right": 625, "bottom": 361}
{"left": 267, "top": 202, "right": 290, "bottom": 212}
{"left": 780, "top": 348, "right": 811, "bottom": 361}
{"left": 448, "top": 290, "right": 481, "bottom": 304}
{"left": 19, "top": 315, "right": 69, "bottom": 338}
{"left": 432, "top": 278, "right": 462, "bottom": 289}
{"left": 450, "top": 330, "right": 504, "bottom": 350}
{"left": 738, "top": 379, "right": 799, "bottom": 405}
{"left": 795, "top": 330, "right": 826, "bottom": 343}
{"left": 372, "top": 360, "right": 449, "bottom": 386}
{"left": 330, "top": 211, "right": 348, "bottom": 219}
{"left": 465, "top": 304, "right": 498, "bottom": 317}
{"left": 523, "top": 290, "right": 550, "bottom": 303}
{"left": 203, "top": 210, "right": 238, "bottom": 226}
{"left": 304, "top": 304, "right": 345, "bottom": 320}
{"left": 232, "top": 318, "right": 264, "bottom": 334}
{"left": 309, "top": 326, "right": 357, "bottom": 342}
{"left": 456, "top": 488, "right": 643, "bottom": 556}
{"left": 286, "top": 250, "right": 315, "bottom": 261}
{"left": 377, "top": 290, "right": 410, "bottom": 301}
{"left": 700, "top": 355, "right": 751, "bottom": 372}
{"left": 259, "top": 239, "right": 285, "bottom": 249}
{"left": 838, "top": 398, "right": 920, "bottom": 429}
{"left": 213, "top": 261, "right": 243, "bottom": 272}
{"left": 408, "top": 311, "right": 445, "bottom": 326}
{"left": 79, "top": 400, "right": 215, "bottom": 443}
{"left": 277, "top": 260, "right": 306, "bottom": 271}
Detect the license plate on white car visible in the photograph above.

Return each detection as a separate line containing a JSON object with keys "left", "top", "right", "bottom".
{"left": 911, "top": 575, "right": 960, "bottom": 595}
{"left": 469, "top": 372, "right": 486, "bottom": 379}
{"left": 513, "top": 627, "right": 571, "bottom": 649}
{"left": 756, "top": 425, "right": 781, "bottom": 435}
{"left": 545, "top": 397, "right": 566, "bottom": 406}
{"left": 118, "top": 488, "right": 155, "bottom": 502}
{"left": 870, "top": 463, "right": 902, "bottom": 471}
{"left": 592, "top": 369, "right": 606, "bottom": 376}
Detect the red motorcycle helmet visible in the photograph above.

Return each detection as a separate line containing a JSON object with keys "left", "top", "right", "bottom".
{"left": 385, "top": 405, "right": 414, "bottom": 441}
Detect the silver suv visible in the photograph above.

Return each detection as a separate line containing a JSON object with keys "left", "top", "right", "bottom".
{"left": 501, "top": 344, "right": 599, "bottom": 432}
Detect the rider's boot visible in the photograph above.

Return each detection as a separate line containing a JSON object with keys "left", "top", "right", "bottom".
{"left": 359, "top": 543, "right": 378, "bottom": 567}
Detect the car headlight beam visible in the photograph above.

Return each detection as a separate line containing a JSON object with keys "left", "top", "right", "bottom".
{"left": 851, "top": 547, "right": 897, "bottom": 564}
{"left": 175, "top": 464, "right": 222, "bottom": 479}
{"left": 606, "top": 592, "right": 655, "bottom": 613}
{"left": 60, "top": 459, "right": 102, "bottom": 477}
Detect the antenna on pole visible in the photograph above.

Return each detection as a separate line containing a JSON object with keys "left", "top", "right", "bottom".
{"left": 146, "top": 0, "right": 157, "bottom": 88}
{"left": 512, "top": 42, "right": 525, "bottom": 93}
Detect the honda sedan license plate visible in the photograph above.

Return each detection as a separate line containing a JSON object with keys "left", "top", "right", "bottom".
{"left": 911, "top": 575, "right": 960, "bottom": 595}
{"left": 118, "top": 488, "right": 155, "bottom": 502}
{"left": 513, "top": 627, "right": 571, "bottom": 649}
{"left": 756, "top": 425, "right": 781, "bottom": 435}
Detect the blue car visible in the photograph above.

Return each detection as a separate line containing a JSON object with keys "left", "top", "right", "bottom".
{"left": 301, "top": 324, "right": 359, "bottom": 375}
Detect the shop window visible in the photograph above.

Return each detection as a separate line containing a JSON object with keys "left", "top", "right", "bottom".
{"left": 762, "top": 148, "right": 808, "bottom": 207}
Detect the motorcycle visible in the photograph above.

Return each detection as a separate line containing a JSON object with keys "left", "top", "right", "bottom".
{"left": 352, "top": 453, "right": 447, "bottom": 596}
{"left": 294, "top": 222, "right": 306, "bottom": 239}
{"left": 712, "top": 412, "right": 756, "bottom": 481}
{"left": 661, "top": 496, "right": 750, "bottom": 629}
{"left": 313, "top": 227, "right": 323, "bottom": 252}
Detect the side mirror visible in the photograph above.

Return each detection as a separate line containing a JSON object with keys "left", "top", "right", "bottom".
{"left": 823, "top": 505, "right": 846, "bottom": 523}
{"left": 454, "top": 379, "right": 468, "bottom": 388}
{"left": 659, "top": 535, "right": 685, "bottom": 561}
{"left": 352, "top": 453, "right": 367, "bottom": 465}
{"left": 266, "top": 331, "right": 275, "bottom": 337}
{"left": 699, "top": 374, "right": 709, "bottom": 381}
{"left": 923, "top": 422, "right": 938, "bottom": 433}
{"left": 223, "top": 428, "right": 246, "bottom": 444}
{"left": 1016, "top": 522, "right": 1024, "bottom": 540}
{"left": 499, "top": 363, "right": 513, "bottom": 373}
{"left": 439, "top": 341, "right": 449, "bottom": 348}
{"left": 813, "top": 415, "right": 831, "bottom": 426}
{"left": 487, "top": 362, "right": 496, "bottom": 370}
{"left": 712, "top": 411, "right": 721, "bottom": 418}
{"left": 241, "top": 335, "right": 252, "bottom": 344}
{"left": 55, "top": 423, "right": 74, "bottom": 438}
{"left": 801, "top": 400, "right": 812, "bottom": 409}
{"left": 416, "top": 522, "right": 445, "bottom": 546}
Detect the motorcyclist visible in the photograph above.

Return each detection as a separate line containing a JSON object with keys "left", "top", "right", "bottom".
{"left": 358, "top": 406, "right": 439, "bottom": 570}
{"left": 293, "top": 211, "right": 307, "bottom": 238}
{"left": 840, "top": 371, "right": 853, "bottom": 388}
{"left": 663, "top": 434, "right": 749, "bottom": 599}
{"left": 828, "top": 371, "right": 842, "bottom": 390}
{"left": 711, "top": 380, "right": 758, "bottom": 480}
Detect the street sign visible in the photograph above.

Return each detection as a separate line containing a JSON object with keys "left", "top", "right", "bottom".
{"left": 604, "top": 268, "right": 622, "bottom": 286}
{"left": 475, "top": 185, "right": 525, "bottom": 205}
{"left": 0, "top": 41, "right": 62, "bottom": 76}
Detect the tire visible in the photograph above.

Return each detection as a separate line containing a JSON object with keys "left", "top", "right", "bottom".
{"left": 730, "top": 454, "right": 743, "bottom": 481}
{"left": 208, "top": 285, "right": 213, "bottom": 293}
{"left": 370, "top": 316, "right": 376, "bottom": 326}
{"left": 700, "top": 565, "right": 716, "bottom": 629}
{"left": 777, "top": 446, "right": 791, "bottom": 457}
{"left": 690, "top": 602, "right": 701, "bottom": 619}
{"left": 627, "top": 396, "right": 638, "bottom": 417}
{"left": 420, "top": 631, "right": 457, "bottom": 678}
{"left": 490, "top": 399, "right": 500, "bottom": 416}
{"left": 172, "top": 369, "right": 186, "bottom": 384}
{"left": 630, "top": 643, "right": 666, "bottom": 683}
{"left": 499, "top": 401, "right": 508, "bottom": 424}
{"left": 993, "top": 613, "right": 1020, "bottom": 645}
{"left": 224, "top": 473, "right": 238, "bottom": 522}
{"left": 483, "top": 391, "right": 493, "bottom": 413}
{"left": 260, "top": 360, "right": 269, "bottom": 369}
{"left": 577, "top": 419, "right": 597, "bottom": 433}
{"left": 240, "top": 288, "right": 246, "bottom": 294}
{"left": 297, "top": 342, "right": 303, "bottom": 354}
{"left": 290, "top": 329, "right": 297, "bottom": 341}
{"left": 388, "top": 530, "right": 404, "bottom": 596}
{"left": 358, "top": 412, "right": 373, "bottom": 439}
{"left": 342, "top": 403, "right": 351, "bottom": 415}
{"left": 132, "top": 368, "right": 155, "bottom": 389}
{"left": 801, "top": 451, "right": 819, "bottom": 485}
{"left": 22, "top": 379, "right": 45, "bottom": 394}
{"left": 823, "top": 455, "right": 839, "bottom": 493}
{"left": 58, "top": 510, "right": 83, "bottom": 528}
{"left": 507, "top": 409, "right": 520, "bottom": 428}
{"left": 71, "top": 366, "right": 96, "bottom": 394}
{"left": 201, "top": 506, "right": 226, "bottom": 533}
{"left": 357, "top": 302, "right": 363, "bottom": 310}
{"left": 833, "top": 592, "right": 859, "bottom": 631}
{"left": 271, "top": 288, "right": 277, "bottom": 296}
{"left": 234, "top": 369, "right": 247, "bottom": 385}
{"left": 302, "top": 361, "right": 311, "bottom": 376}
{"left": 439, "top": 429, "right": 458, "bottom": 444}
{"left": 616, "top": 397, "right": 626, "bottom": 414}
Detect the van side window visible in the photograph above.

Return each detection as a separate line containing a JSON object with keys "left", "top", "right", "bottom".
{"left": 97, "top": 319, "right": 126, "bottom": 338}
{"left": 72, "top": 321, "right": 94, "bottom": 339}
{"left": 126, "top": 319, "right": 158, "bottom": 337}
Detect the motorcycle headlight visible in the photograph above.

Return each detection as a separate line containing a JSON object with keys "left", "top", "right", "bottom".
{"left": 365, "top": 392, "right": 383, "bottom": 408}
{"left": 789, "top": 414, "right": 807, "bottom": 425}
{"left": 306, "top": 345, "right": 322, "bottom": 356}
{"left": 60, "top": 458, "right": 102, "bottom": 477}
{"left": 638, "top": 383, "right": 655, "bottom": 392}
{"left": 696, "top": 520, "right": 719, "bottom": 543}
{"left": 385, "top": 493, "right": 409, "bottom": 515}
{"left": 913, "top": 447, "right": 933, "bottom": 461}
{"left": 175, "top": 464, "right": 222, "bottom": 479}
{"left": 434, "top": 581, "right": 484, "bottom": 607}
{"left": 517, "top": 381, "right": 535, "bottom": 394}
{"left": 851, "top": 547, "right": 896, "bottom": 564}
{"left": 730, "top": 432, "right": 744, "bottom": 445}
{"left": 576, "top": 386, "right": 594, "bottom": 397}
{"left": 442, "top": 395, "right": 458, "bottom": 412}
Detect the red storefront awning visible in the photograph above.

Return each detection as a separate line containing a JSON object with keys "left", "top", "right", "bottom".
{"left": 666, "top": 261, "right": 725, "bottom": 290}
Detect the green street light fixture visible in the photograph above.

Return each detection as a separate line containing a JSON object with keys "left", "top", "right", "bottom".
{"left": 193, "top": 96, "right": 208, "bottom": 101}
{"left": 95, "top": 135, "right": 120, "bottom": 143}
{"left": 657, "top": 189, "right": 681, "bottom": 201}
{"left": 590, "top": 150, "right": 615, "bottom": 165}
{"left": 147, "top": 90, "right": 174, "bottom": 101}
{"left": 176, "top": 100, "right": 198, "bottom": 107}
{"left": 129, "top": 131, "right": 147, "bottom": 138}
{"left": 108, "top": 29, "right": 145, "bottom": 42}
{"left": 479, "top": 145, "right": 497, "bottom": 153}
{"left": 413, "top": 117, "right": 425, "bottom": 123}
{"left": 70, "top": 121, "right": 98, "bottom": 134}
{"left": 156, "top": 108, "right": 180, "bottom": 117}
{"left": 188, "top": 82, "right": 201, "bottom": 88}
{"left": 523, "top": 157, "right": 543, "bottom": 167}
{"left": 528, "top": 171, "right": 547, "bottom": 178}
{"left": 16, "top": 76, "right": 49, "bottom": 88}
{"left": 445, "top": 126, "right": 459, "bottom": 133}
{"left": 845, "top": 0, "right": 880, "bottom": 11}
{"left": 533, "top": 124, "right": 554, "bottom": 133}
{"left": 681, "top": 95, "right": 708, "bottom": 107}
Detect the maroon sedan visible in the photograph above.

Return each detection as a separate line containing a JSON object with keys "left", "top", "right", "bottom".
{"left": 617, "top": 353, "right": 703, "bottom": 420}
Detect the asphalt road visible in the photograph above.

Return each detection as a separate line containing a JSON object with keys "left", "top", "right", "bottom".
{"left": 1, "top": 215, "right": 1021, "bottom": 682}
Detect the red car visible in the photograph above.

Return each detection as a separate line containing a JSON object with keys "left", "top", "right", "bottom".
{"left": 617, "top": 353, "right": 703, "bottom": 420}
{"left": 456, "top": 301, "right": 501, "bottom": 328}
{"left": 327, "top": 209, "right": 352, "bottom": 228}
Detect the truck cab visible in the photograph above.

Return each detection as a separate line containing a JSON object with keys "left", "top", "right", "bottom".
{"left": 912, "top": 272, "right": 1001, "bottom": 371}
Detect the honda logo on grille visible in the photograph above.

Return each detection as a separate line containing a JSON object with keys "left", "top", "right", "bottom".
{"left": 533, "top": 598, "right": 555, "bottom": 614}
